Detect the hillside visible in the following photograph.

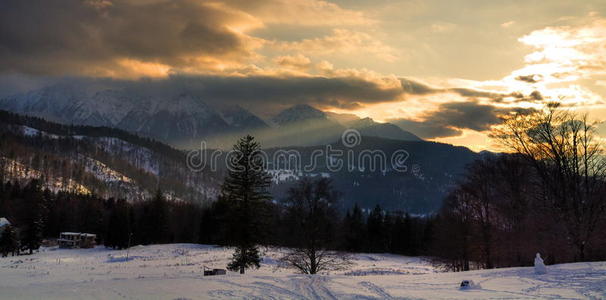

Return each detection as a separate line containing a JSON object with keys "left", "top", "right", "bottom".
{"left": 0, "top": 110, "right": 221, "bottom": 203}
{"left": 264, "top": 136, "right": 478, "bottom": 213}
{"left": 0, "top": 110, "right": 478, "bottom": 213}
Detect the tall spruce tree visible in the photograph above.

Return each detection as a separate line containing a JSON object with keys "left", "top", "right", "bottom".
{"left": 367, "top": 204, "right": 386, "bottom": 252}
{"left": 0, "top": 225, "right": 18, "bottom": 257}
{"left": 342, "top": 203, "right": 366, "bottom": 252}
{"left": 140, "top": 190, "right": 170, "bottom": 244}
{"left": 20, "top": 180, "right": 45, "bottom": 254}
{"left": 221, "top": 135, "right": 271, "bottom": 274}
{"left": 106, "top": 199, "right": 131, "bottom": 249}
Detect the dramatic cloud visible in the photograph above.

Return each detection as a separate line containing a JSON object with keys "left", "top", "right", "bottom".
{"left": 0, "top": 0, "right": 383, "bottom": 77}
{"left": 225, "top": 0, "right": 373, "bottom": 26}
{"left": 398, "top": 79, "right": 508, "bottom": 101}
{"left": 391, "top": 119, "right": 463, "bottom": 139}
{"left": 28, "top": 74, "right": 404, "bottom": 116}
{"left": 389, "top": 101, "right": 528, "bottom": 139}
{"left": 1, "top": 0, "right": 605, "bottom": 151}
{"left": 0, "top": 0, "right": 262, "bottom": 77}
{"left": 507, "top": 17, "right": 606, "bottom": 106}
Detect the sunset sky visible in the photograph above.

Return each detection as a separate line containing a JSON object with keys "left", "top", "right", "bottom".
{"left": 1, "top": 0, "right": 606, "bottom": 151}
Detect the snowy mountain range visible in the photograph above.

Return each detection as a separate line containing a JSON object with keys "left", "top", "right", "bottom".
{"left": 0, "top": 84, "right": 477, "bottom": 212}
{"left": 0, "top": 84, "right": 420, "bottom": 148}
{"left": 261, "top": 103, "right": 421, "bottom": 147}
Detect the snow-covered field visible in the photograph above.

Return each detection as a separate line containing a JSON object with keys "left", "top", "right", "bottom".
{"left": 1, "top": 244, "right": 605, "bottom": 299}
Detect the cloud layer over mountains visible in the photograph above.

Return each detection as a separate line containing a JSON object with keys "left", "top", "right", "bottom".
{"left": 1, "top": 0, "right": 605, "bottom": 149}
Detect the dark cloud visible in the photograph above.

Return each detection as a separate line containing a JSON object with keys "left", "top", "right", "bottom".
{"left": 447, "top": 88, "right": 503, "bottom": 99}
{"left": 390, "top": 101, "right": 525, "bottom": 139}
{"left": 0, "top": 74, "right": 404, "bottom": 116}
{"left": 399, "top": 79, "right": 508, "bottom": 101}
{"left": 510, "top": 90, "right": 544, "bottom": 102}
{"left": 0, "top": 71, "right": 520, "bottom": 119}
{"left": 515, "top": 74, "right": 543, "bottom": 83}
{"left": 399, "top": 79, "right": 436, "bottom": 95}
{"left": 529, "top": 90, "right": 543, "bottom": 100}
{"left": 147, "top": 74, "right": 404, "bottom": 109}
{"left": 123, "top": 75, "right": 509, "bottom": 111}
{"left": 431, "top": 101, "right": 502, "bottom": 131}
{"left": 0, "top": 74, "right": 57, "bottom": 97}
{"left": 0, "top": 0, "right": 251, "bottom": 75}
{"left": 390, "top": 119, "right": 462, "bottom": 139}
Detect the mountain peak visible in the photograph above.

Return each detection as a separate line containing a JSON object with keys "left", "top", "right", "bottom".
{"left": 272, "top": 104, "right": 327, "bottom": 125}
{"left": 219, "top": 104, "right": 268, "bottom": 129}
{"left": 349, "top": 118, "right": 422, "bottom": 142}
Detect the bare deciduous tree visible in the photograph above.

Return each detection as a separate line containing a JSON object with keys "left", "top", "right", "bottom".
{"left": 279, "top": 178, "right": 351, "bottom": 274}
{"left": 492, "top": 102, "right": 606, "bottom": 260}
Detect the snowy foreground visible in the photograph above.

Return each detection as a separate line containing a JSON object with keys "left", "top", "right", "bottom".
{"left": 1, "top": 244, "right": 605, "bottom": 299}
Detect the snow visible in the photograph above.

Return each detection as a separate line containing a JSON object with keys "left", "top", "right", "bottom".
{"left": 20, "top": 125, "right": 60, "bottom": 139}
{"left": 21, "top": 125, "right": 40, "bottom": 136}
{"left": 81, "top": 155, "right": 133, "bottom": 183}
{"left": 95, "top": 137, "right": 160, "bottom": 176}
{"left": 268, "top": 170, "right": 332, "bottom": 185}
{"left": 268, "top": 169, "right": 300, "bottom": 184}
{"left": 0, "top": 244, "right": 604, "bottom": 299}
{"left": 0, "top": 157, "right": 91, "bottom": 195}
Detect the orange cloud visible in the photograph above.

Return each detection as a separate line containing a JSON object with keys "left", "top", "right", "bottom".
{"left": 270, "top": 29, "right": 399, "bottom": 62}
{"left": 224, "top": 0, "right": 374, "bottom": 26}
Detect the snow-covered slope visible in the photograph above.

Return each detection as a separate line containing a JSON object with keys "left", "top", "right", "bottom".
{"left": 0, "top": 157, "right": 91, "bottom": 195}
{"left": 0, "top": 243, "right": 604, "bottom": 299}
{"left": 0, "top": 113, "right": 221, "bottom": 203}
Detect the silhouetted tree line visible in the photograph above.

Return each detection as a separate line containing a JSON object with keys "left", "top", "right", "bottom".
{"left": 0, "top": 177, "right": 433, "bottom": 260}
{"left": 432, "top": 103, "right": 606, "bottom": 271}
{"left": 200, "top": 195, "right": 433, "bottom": 256}
{"left": 0, "top": 180, "right": 203, "bottom": 253}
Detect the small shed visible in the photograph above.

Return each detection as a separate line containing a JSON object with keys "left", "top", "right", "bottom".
{"left": 203, "top": 266, "right": 226, "bottom": 276}
{"left": 58, "top": 232, "right": 97, "bottom": 248}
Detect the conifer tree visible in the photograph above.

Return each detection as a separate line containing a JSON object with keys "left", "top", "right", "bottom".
{"left": 0, "top": 225, "right": 18, "bottom": 257}
{"left": 106, "top": 199, "right": 131, "bottom": 249}
{"left": 20, "top": 180, "right": 45, "bottom": 254}
{"left": 222, "top": 135, "right": 271, "bottom": 274}
{"left": 140, "top": 190, "right": 169, "bottom": 244}
{"left": 342, "top": 203, "right": 365, "bottom": 252}
{"left": 367, "top": 204, "right": 386, "bottom": 252}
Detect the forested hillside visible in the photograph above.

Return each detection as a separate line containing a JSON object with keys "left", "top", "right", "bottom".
{"left": 0, "top": 110, "right": 221, "bottom": 203}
